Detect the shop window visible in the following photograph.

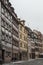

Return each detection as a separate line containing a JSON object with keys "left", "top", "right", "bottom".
{"left": 6, "top": 51, "right": 11, "bottom": 57}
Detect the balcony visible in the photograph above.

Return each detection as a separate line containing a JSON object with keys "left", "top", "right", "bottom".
{"left": 1, "top": 14, "right": 12, "bottom": 27}
{"left": 1, "top": 27, "right": 5, "bottom": 33}
{"left": 13, "top": 46, "right": 19, "bottom": 50}
{"left": 2, "top": 41, "right": 12, "bottom": 48}
{"left": 1, "top": 27, "right": 12, "bottom": 37}
{"left": 12, "top": 24, "right": 18, "bottom": 32}
{"left": 39, "top": 53, "right": 43, "bottom": 55}
{"left": 13, "top": 35, "right": 19, "bottom": 41}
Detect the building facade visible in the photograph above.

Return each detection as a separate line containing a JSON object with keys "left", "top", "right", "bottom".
{"left": 33, "top": 30, "right": 42, "bottom": 58}
{"left": 40, "top": 35, "right": 43, "bottom": 58}
{"left": 19, "top": 19, "right": 28, "bottom": 60}
{"left": 0, "top": 0, "right": 19, "bottom": 63}
{"left": 26, "top": 26, "right": 32, "bottom": 60}
{"left": 26, "top": 27, "right": 43, "bottom": 59}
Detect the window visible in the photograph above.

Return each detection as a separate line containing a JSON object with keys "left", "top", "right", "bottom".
{"left": 31, "top": 33, "right": 34, "bottom": 38}
{"left": 1, "top": 6, "right": 4, "bottom": 14}
{"left": 5, "top": 51, "right": 11, "bottom": 57}
{"left": 14, "top": 41, "right": 19, "bottom": 47}
{"left": 4, "top": 9, "right": 8, "bottom": 17}
{"left": 3, "top": 0, "right": 6, "bottom": 4}
{"left": 13, "top": 53, "right": 18, "bottom": 60}
{"left": 2, "top": 0, "right": 8, "bottom": 4}
{"left": 24, "top": 44, "right": 27, "bottom": 48}
{"left": 20, "top": 25, "right": 22, "bottom": 31}
{"left": 8, "top": 25, "right": 12, "bottom": 32}
{"left": 12, "top": 19, "right": 18, "bottom": 29}
{"left": 24, "top": 29, "right": 27, "bottom": 34}
{"left": 12, "top": 29, "right": 18, "bottom": 37}
{"left": 20, "top": 42, "right": 22, "bottom": 47}
{"left": 5, "top": 34, "right": 8, "bottom": 42}
{"left": 20, "top": 33, "right": 22, "bottom": 39}
{"left": 7, "top": 12, "right": 11, "bottom": 20}
{"left": 1, "top": 31, "right": 5, "bottom": 41}
{"left": 1, "top": 19, "right": 5, "bottom": 27}
{"left": 35, "top": 43, "right": 38, "bottom": 46}
{"left": 5, "top": 0, "right": 8, "bottom": 4}
{"left": 12, "top": 39, "right": 19, "bottom": 47}
{"left": 8, "top": 36, "right": 12, "bottom": 43}
{"left": 31, "top": 49, "right": 35, "bottom": 52}
{"left": 5, "top": 22, "right": 8, "bottom": 29}
{"left": 10, "top": 16, "right": 12, "bottom": 22}
{"left": 24, "top": 36, "right": 27, "bottom": 41}
{"left": 35, "top": 48, "right": 39, "bottom": 51}
{"left": 34, "top": 34, "right": 37, "bottom": 39}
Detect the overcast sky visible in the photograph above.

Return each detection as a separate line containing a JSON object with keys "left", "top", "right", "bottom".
{"left": 10, "top": 0, "right": 43, "bottom": 33}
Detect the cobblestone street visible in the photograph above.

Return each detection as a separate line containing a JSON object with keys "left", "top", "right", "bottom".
{"left": 3, "top": 59, "right": 43, "bottom": 65}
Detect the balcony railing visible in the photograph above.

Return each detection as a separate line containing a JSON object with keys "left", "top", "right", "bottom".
{"left": 13, "top": 35, "right": 19, "bottom": 41}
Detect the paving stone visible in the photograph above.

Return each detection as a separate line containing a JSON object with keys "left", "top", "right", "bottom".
{"left": 2, "top": 58, "right": 43, "bottom": 65}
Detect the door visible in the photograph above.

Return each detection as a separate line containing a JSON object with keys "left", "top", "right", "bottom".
{"left": 19, "top": 53, "right": 22, "bottom": 60}
{"left": 32, "top": 53, "right": 35, "bottom": 59}
{"left": 2, "top": 50, "right": 5, "bottom": 62}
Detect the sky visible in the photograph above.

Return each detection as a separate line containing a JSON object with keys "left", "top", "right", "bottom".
{"left": 10, "top": 0, "right": 43, "bottom": 34}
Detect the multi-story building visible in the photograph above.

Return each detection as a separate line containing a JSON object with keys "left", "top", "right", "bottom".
{"left": 0, "top": 0, "right": 19, "bottom": 63}
{"left": 33, "top": 30, "right": 42, "bottom": 58}
{"left": 25, "top": 26, "right": 33, "bottom": 59}
{"left": 39, "top": 35, "right": 43, "bottom": 58}
{"left": 27, "top": 29, "right": 42, "bottom": 59}
{"left": 26, "top": 27, "right": 43, "bottom": 59}
{"left": 18, "top": 19, "right": 28, "bottom": 60}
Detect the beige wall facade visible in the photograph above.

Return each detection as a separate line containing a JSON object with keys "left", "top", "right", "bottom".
{"left": 19, "top": 20, "right": 28, "bottom": 60}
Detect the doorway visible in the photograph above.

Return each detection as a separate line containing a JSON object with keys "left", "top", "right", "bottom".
{"left": 2, "top": 50, "right": 5, "bottom": 62}
{"left": 32, "top": 53, "right": 35, "bottom": 59}
{"left": 19, "top": 53, "right": 22, "bottom": 60}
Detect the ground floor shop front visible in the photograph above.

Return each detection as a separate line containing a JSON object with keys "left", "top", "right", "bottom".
{"left": 0, "top": 47, "right": 19, "bottom": 63}
{"left": 19, "top": 51, "right": 28, "bottom": 60}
